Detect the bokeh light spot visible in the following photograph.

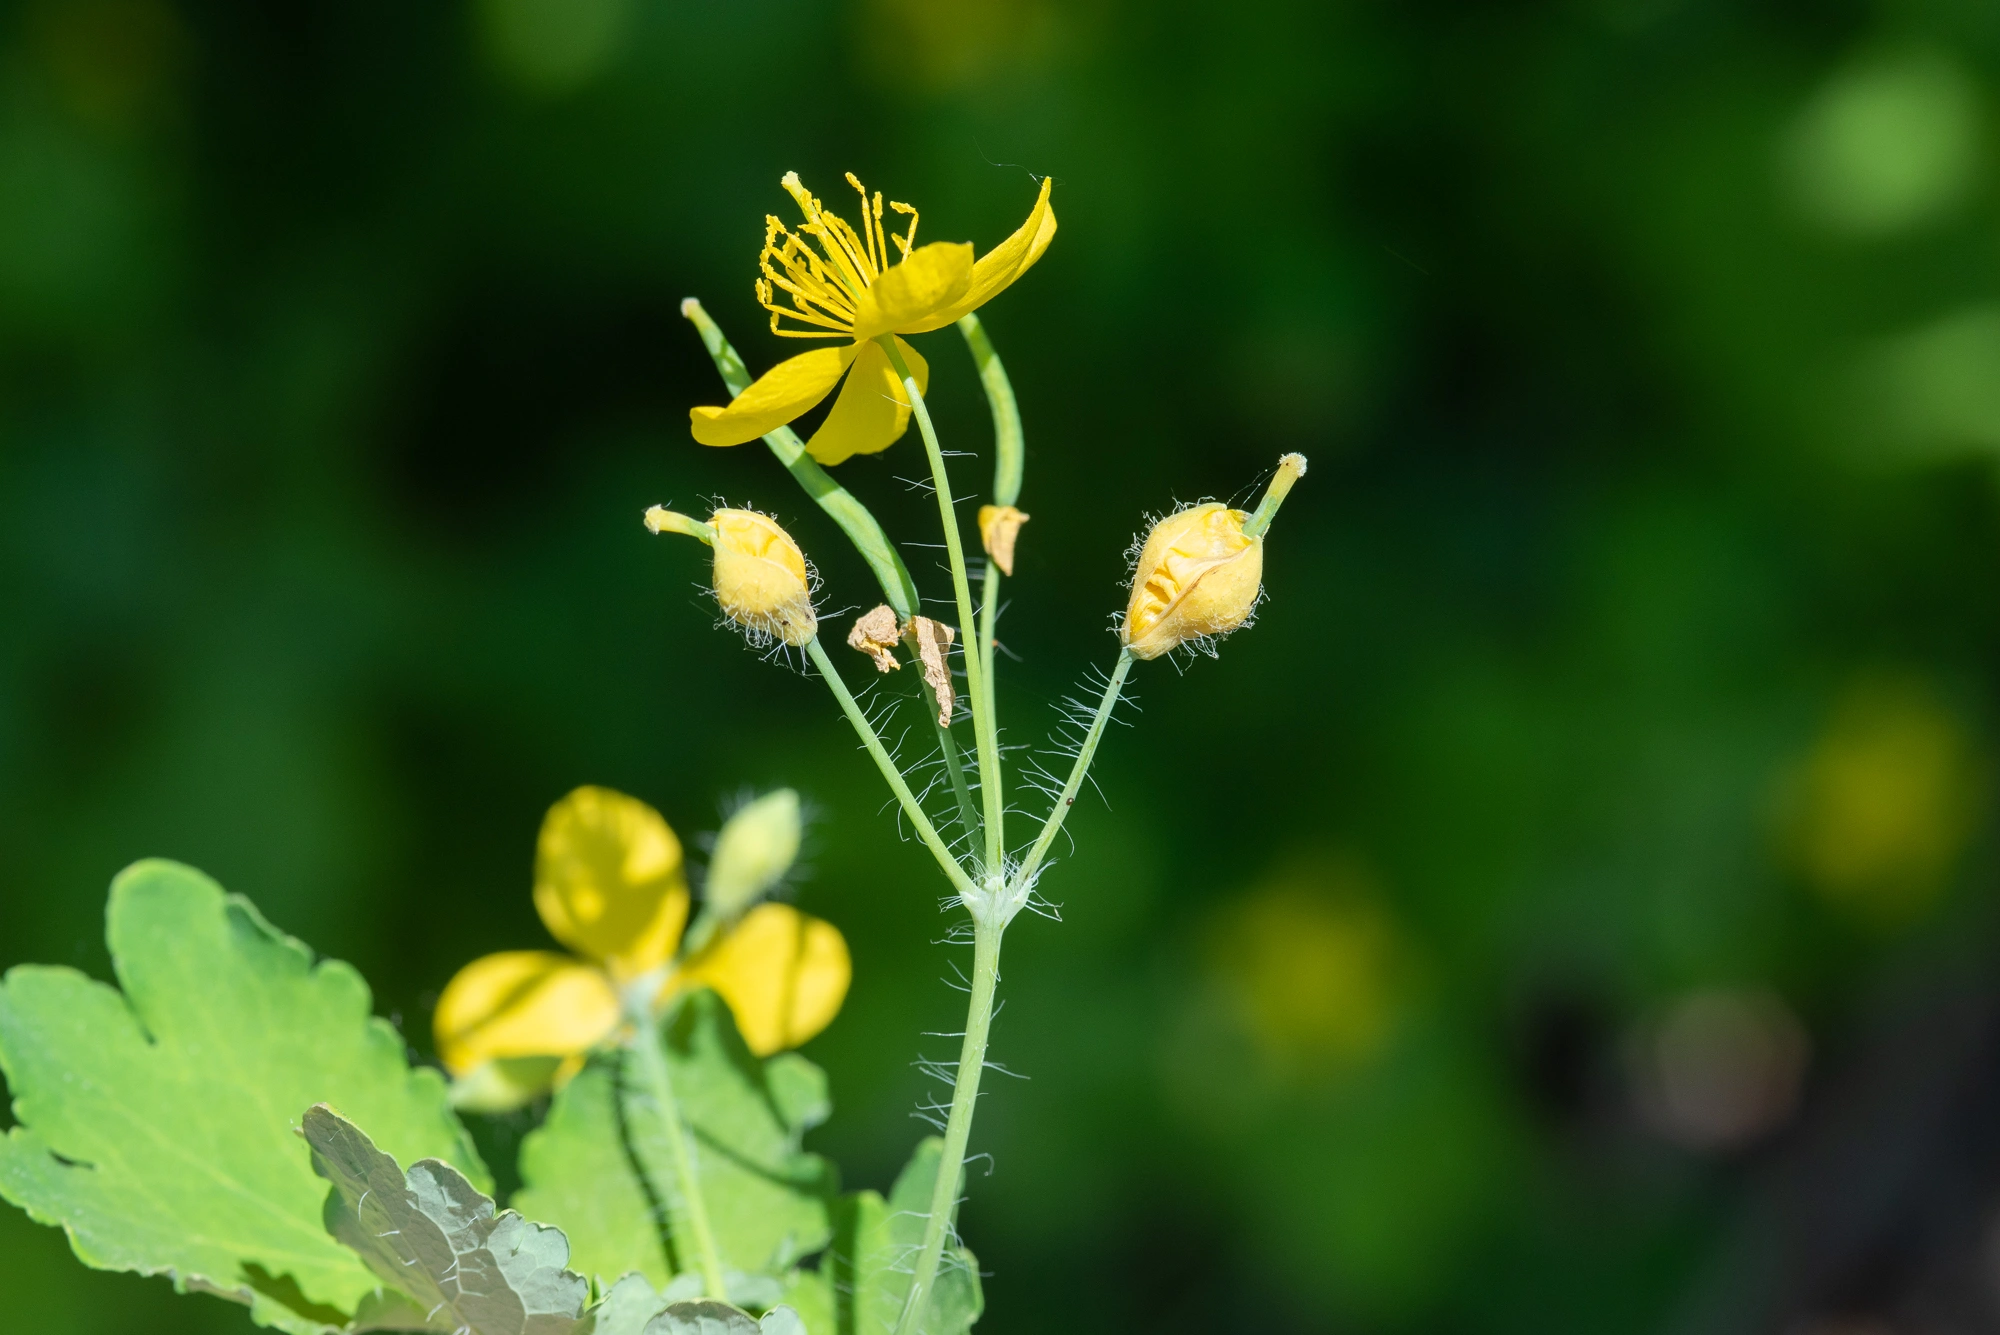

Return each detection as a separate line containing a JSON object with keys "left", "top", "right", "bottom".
{"left": 1630, "top": 986, "right": 1809, "bottom": 1151}
{"left": 478, "top": 0, "right": 632, "bottom": 95}
{"left": 1862, "top": 305, "right": 2000, "bottom": 462}
{"left": 1781, "top": 47, "right": 1983, "bottom": 238}
{"left": 1778, "top": 673, "right": 1983, "bottom": 926}
{"left": 1205, "top": 855, "right": 1401, "bottom": 1079}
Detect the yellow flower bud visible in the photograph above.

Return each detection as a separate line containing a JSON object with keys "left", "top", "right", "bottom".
{"left": 1122, "top": 502, "right": 1263, "bottom": 660}
{"left": 705, "top": 789, "right": 803, "bottom": 920}
{"left": 710, "top": 508, "right": 816, "bottom": 647}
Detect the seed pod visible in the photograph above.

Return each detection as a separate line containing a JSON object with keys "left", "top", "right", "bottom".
{"left": 710, "top": 508, "right": 817, "bottom": 646}
{"left": 1122, "top": 503, "right": 1262, "bottom": 660}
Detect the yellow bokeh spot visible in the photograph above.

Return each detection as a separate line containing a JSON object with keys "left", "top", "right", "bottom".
{"left": 533, "top": 786, "right": 689, "bottom": 979}
{"left": 1208, "top": 857, "right": 1400, "bottom": 1077}
{"left": 1781, "top": 674, "right": 1983, "bottom": 925}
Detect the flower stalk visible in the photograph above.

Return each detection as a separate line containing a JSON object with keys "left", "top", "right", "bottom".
{"left": 623, "top": 989, "right": 727, "bottom": 1300}
{"left": 804, "top": 635, "right": 978, "bottom": 901}
{"left": 879, "top": 335, "right": 1006, "bottom": 884}
{"left": 895, "top": 919, "right": 1000, "bottom": 1335}
{"left": 1007, "top": 651, "right": 1135, "bottom": 909}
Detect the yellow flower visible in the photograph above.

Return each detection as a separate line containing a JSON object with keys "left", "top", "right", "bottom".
{"left": 1123, "top": 503, "right": 1263, "bottom": 660}
{"left": 435, "top": 786, "right": 851, "bottom": 1110}
{"left": 689, "top": 170, "right": 1056, "bottom": 466}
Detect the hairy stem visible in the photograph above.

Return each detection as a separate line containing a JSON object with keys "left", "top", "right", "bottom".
{"left": 1009, "top": 651, "right": 1135, "bottom": 902}
{"left": 879, "top": 336, "right": 1004, "bottom": 882}
{"left": 626, "top": 1009, "right": 727, "bottom": 1299}
{"left": 936, "top": 720, "right": 984, "bottom": 848}
{"left": 805, "top": 636, "right": 976, "bottom": 899}
{"left": 894, "top": 920, "right": 1001, "bottom": 1335}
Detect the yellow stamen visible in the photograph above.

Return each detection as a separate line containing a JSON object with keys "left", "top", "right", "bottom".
{"left": 871, "top": 191, "right": 888, "bottom": 280}
{"left": 844, "top": 173, "right": 879, "bottom": 274}
{"left": 889, "top": 200, "right": 918, "bottom": 259}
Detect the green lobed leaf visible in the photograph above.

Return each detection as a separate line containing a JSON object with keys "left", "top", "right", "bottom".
{"left": 827, "top": 1138, "right": 983, "bottom": 1335}
{"left": 0, "top": 860, "right": 489, "bottom": 1334}
{"left": 514, "top": 990, "right": 835, "bottom": 1291}
{"left": 303, "top": 1105, "right": 588, "bottom": 1335}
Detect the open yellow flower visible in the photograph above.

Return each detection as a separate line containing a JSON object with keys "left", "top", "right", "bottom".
{"left": 435, "top": 785, "right": 850, "bottom": 1110}
{"left": 689, "top": 170, "right": 1056, "bottom": 466}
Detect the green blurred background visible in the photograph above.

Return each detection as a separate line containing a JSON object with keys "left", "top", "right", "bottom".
{"left": 6, "top": 0, "right": 2000, "bottom": 1330}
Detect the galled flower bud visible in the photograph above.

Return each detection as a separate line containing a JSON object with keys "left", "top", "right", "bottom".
{"left": 705, "top": 788, "right": 803, "bottom": 921}
{"left": 1122, "top": 502, "right": 1262, "bottom": 660}
{"left": 710, "top": 508, "right": 816, "bottom": 646}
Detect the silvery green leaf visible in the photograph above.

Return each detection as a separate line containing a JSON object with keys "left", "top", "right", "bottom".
{"left": 641, "top": 1300, "right": 760, "bottom": 1335}
{"left": 575, "top": 1274, "right": 665, "bottom": 1335}
{"left": 757, "top": 1305, "right": 807, "bottom": 1335}
{"left": 303, "top": 1105, "right": 587, "bottom": 1335}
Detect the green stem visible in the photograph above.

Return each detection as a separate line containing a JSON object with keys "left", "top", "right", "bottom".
{"left": 977, "top": 559, "right": 1001, "bottom": 776}
{"left": 805, "top": 636, "right": 976, "bottom": 899}
{"left": 960, "top": 314, "right": 1024, "bottom": 864}
{"left": 626, "top": 1009, "right": 727, "bottom": 1299}
{"left": 958, "top": 314, "right": 1023, "bottom": 507}
{"left": 893, "top": 920, "right": 1001, "bottom": 1335}
{"left": 682, "top": 299, "right": 920, "bottom": 621}
{"left": 935, "top": 718, "right": 984, "bottom": 847}
{"left": 1007, "top": 652, "right": 1135, "bottom": 906}
{"left": 879, "top": 336, "right": 1005, "bottom": 884}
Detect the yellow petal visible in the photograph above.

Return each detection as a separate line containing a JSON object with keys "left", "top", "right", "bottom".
{"left": 433, "top": 950, "right": 621, "bottom": 1076}
{"left": 679, "top": 903, "right": 851, "bottom": 1056}
{"left": 690, "top": 344, "right": 858, "bottom": 446}
{"left": 533, "top": 786, "right": 690, "bottom": 977}
{"left": 806, "top": 337, "right": 929, "bottom": 466}
{"left": 849, "top": 241, "right": 974, "bottom": 342}
{"left": 904, "top": 176, "right": 1056, "bottom": 333}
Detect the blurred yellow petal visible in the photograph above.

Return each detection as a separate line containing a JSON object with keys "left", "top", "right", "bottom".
{"left": 690, "top": 345, "right": 857, "bottom": 446}
{"left": 447, "top": 1055, "right": 567, "bottom": 1113}
{"left": 849, "top": 241, "right": 973, "bottom": 342}
{"left": 680, "top": 903, "right": 851, "bottom": 1056}
{"left": 806, "top": 338, "right": 929, "bottom": 466}
{"left": 906, "top": 176, "right": 1056, "bottom": 333}
{"left": 433, "top": 950, "right": 621, "bottom": 1075}
{"left": 534, "top": 786, "right": 690, "bottom": 978}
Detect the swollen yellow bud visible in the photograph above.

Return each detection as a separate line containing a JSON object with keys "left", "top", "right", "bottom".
{"left": 1122, "top": 503, "right": 1262, "bottom": 660}
{"left": 705, "top": 789, "right": 803, "bottom": 920}
{"left": 710, "top": 508, "right": 816, "bottom": 646}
